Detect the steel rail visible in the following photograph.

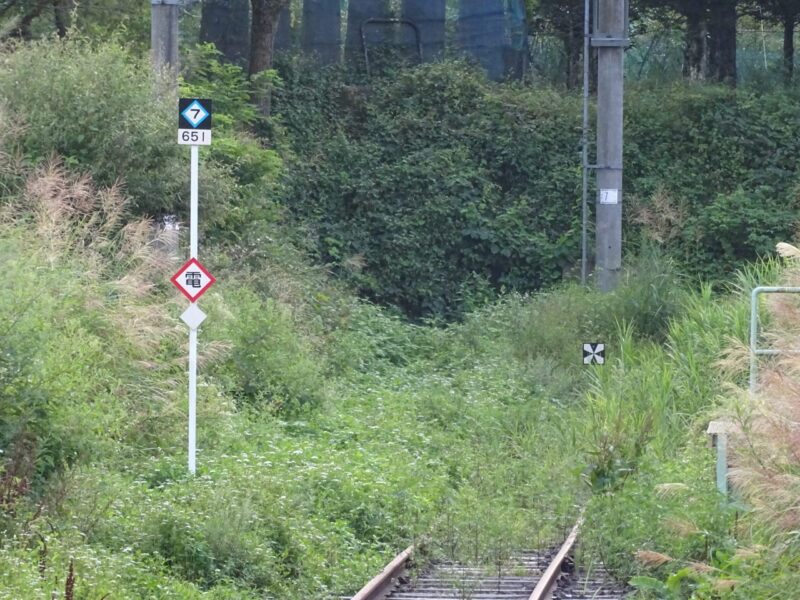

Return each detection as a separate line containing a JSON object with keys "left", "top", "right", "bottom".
{"left": 351, "top": 545, "right": 414, "bottom": 600}
{"left": 528, "top": 518, "right": 583, "bottom": 600}
{"left": 349, "top": 518, "right": 591, "bottom": 600}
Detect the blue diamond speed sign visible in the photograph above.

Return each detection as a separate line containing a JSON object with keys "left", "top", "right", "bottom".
{"left": 180, "top": 99, "right": 211, "bottom": 128}
{"left": 178, "top": 98, "right": 212, "bottom": 146}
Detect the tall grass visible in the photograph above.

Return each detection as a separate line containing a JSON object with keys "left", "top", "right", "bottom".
{"left": 0, "top": 161, "right": 585, "bottom": 597}
{"left": 576, "top": 254, "right": 800, "bottom": 596}
{"left": 511, "top": 249, "right": 686, "bottom": 370}
{"left": 725, "top": 247, "right": 800, "bottom": 540}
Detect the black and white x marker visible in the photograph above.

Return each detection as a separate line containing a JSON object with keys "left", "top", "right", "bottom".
{"left": 583, "top": 343, "right": 605, "bottom": 365}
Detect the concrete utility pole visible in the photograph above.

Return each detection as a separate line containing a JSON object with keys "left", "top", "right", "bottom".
{"left": 594, "top": 0, "right": 627, "bottom": 292}
{"left": 151, "top": 0, "right": 182, "bottom": 82}
{"left": 302, "top": 0, "right": 342, "bottom": 65}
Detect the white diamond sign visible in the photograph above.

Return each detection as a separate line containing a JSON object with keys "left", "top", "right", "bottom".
{"left": 171, "top": 258, "right": 216, "bottom": 302}
{"left": 583, "top": 343, "right": 605, "bottom": 365}
{"left": 181, "top": 304, "right": 207, "bottom": 330}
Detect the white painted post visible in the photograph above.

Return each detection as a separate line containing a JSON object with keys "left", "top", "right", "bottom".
{"left": 188, "top": 327, "right": 197, "bottom": 474}
{"left": 716, "top": 432, "right": 727, "bottom": 496}
{"left": 175, "top": 99, "right": 212, "bottom": 475}
{"left": 187, "top": 144, "right": 199, "bottom": 475}
{"left": 707, "top": 420, "right": 730, "bottom": 496}
{"left": 190, "top": 145, "right": 199, "bottom": 259}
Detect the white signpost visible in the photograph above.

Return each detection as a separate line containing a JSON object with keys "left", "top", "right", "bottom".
{"left": 173, "top": 98, "right": 214, "bottom": 475}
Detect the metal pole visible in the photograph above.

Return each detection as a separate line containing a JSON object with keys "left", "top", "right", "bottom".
{"left": 188, "top": 143, "right": 199, "bottom": 475}
{"left": 188, "top": 326, "right": 197, "bottom": 474}
{"left": 750, "top": 287, "right": 760, "bottom": 394}
{"left": 581, "top": 0, "right": 590, "bottom": 287}
{"left": 190, "top": 145, "right": 199, "bottom": 259}
{"left": 595, "top": 0, "right": 626, "bottom": 292}
{"left": 151, "top": 0, "right": 181, "bottom": 84}
{"left": 716, "top": 432, "right": 728, "bottom": 496}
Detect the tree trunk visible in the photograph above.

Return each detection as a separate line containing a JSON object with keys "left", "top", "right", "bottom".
{"left": 708, "top": 0, "right": 737, "bottom": 84}
{"left": 249, "top": 0, "right": 286, "bottom": 116}
{"left": 504, "top": 0, "right": 528, "bottom": 79}
{"left": 200, "top": 0, "right": 251, "bottom": 66}
{"left": 275, "top": 3, "right": 292, "bottom": 51}
{"left": 2, "top": 0, "right": 48, "bottom": 39}
{"left": 683, "top": 2, "right": 708, "bottom": 80}
{"left": 784, "top": 14, "right": 795, "bottom": 83}
{"left": 564, "top": 18, "right": 583, "bottom": 90}
{"left": 52, "top": 0, "right": 73, "bottom": 38}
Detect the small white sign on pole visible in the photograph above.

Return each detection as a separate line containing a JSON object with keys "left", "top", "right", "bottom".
{"left": 599, "top": 189, "right": 620, "bottom": 205}
{"left": 180, "top": 304, "right": 208, "bottom": 330}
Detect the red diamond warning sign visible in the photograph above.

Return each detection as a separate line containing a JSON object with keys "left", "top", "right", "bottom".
{"left": 171, "top": 258, "right": 216, "bottom": 302}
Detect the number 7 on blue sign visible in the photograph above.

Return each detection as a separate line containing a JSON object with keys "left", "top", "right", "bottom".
{"left": 178, "top": 98, "right": 213, "bottom": 146}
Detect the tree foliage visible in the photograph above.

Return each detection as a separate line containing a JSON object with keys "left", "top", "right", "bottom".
{"left": 751, "top": 0, "right": 800, "bottom": 80}
{"left": 0, "top": 0, "right": 149, "bottom": 44}
{"left": 527, "top": 0, "right": 584, "bottom": 88}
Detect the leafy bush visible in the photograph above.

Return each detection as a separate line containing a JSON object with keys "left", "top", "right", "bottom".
{"left": 581, "top": 446, "right": 736, "bottom": 582}
{"left": 626, "top": 84, "right": 800, "bottom": 279}
{"left": 0, "top": 164, "right": 179, "bottom": 501}
{"left": 326, "top": 301, "right": 423, "bottom": 374}
{"left": 509, "top": 249, "right": 686, "bottom": 375}
{"left": 0, "top": 39, "right": 279, "bottom": 232}
{"left": 208, "top": 285, "right": 327, "bottom": 412}
{"left": 277, "top": 61, "right": 583, "bottom": 318}
{"left": 0, "top": 40, "right": 184, "bottom": 215}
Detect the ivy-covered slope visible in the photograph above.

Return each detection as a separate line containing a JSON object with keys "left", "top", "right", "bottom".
{"left": 276, "top": 60, "right": 800, "bottom": 318}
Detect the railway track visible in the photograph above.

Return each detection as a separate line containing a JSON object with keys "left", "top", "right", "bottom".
{"left": 349, "top": 521, "right": 629, "bottom": 600}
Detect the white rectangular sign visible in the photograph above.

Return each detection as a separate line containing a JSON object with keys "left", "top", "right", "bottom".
{"left": 599, "top": 189, "right": 620, "bottom": 205}
{"left": 178, "top": 129, "right": 212, "bottom": 146}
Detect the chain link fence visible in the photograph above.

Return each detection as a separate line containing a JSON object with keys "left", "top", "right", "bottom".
{"left": 529, "top": 28, "right": 800, "bottom": 87}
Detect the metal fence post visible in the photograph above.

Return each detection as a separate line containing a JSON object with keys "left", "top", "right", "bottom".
{"left": 750, "top": 287, "right": 800, "bottom": 394}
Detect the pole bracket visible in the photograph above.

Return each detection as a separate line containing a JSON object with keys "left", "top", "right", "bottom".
{"left": 591, "top": 36, "right": 630, "bottom": 48}
{"left": 586, "top": 164, "right": 623, "bottom": 171}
